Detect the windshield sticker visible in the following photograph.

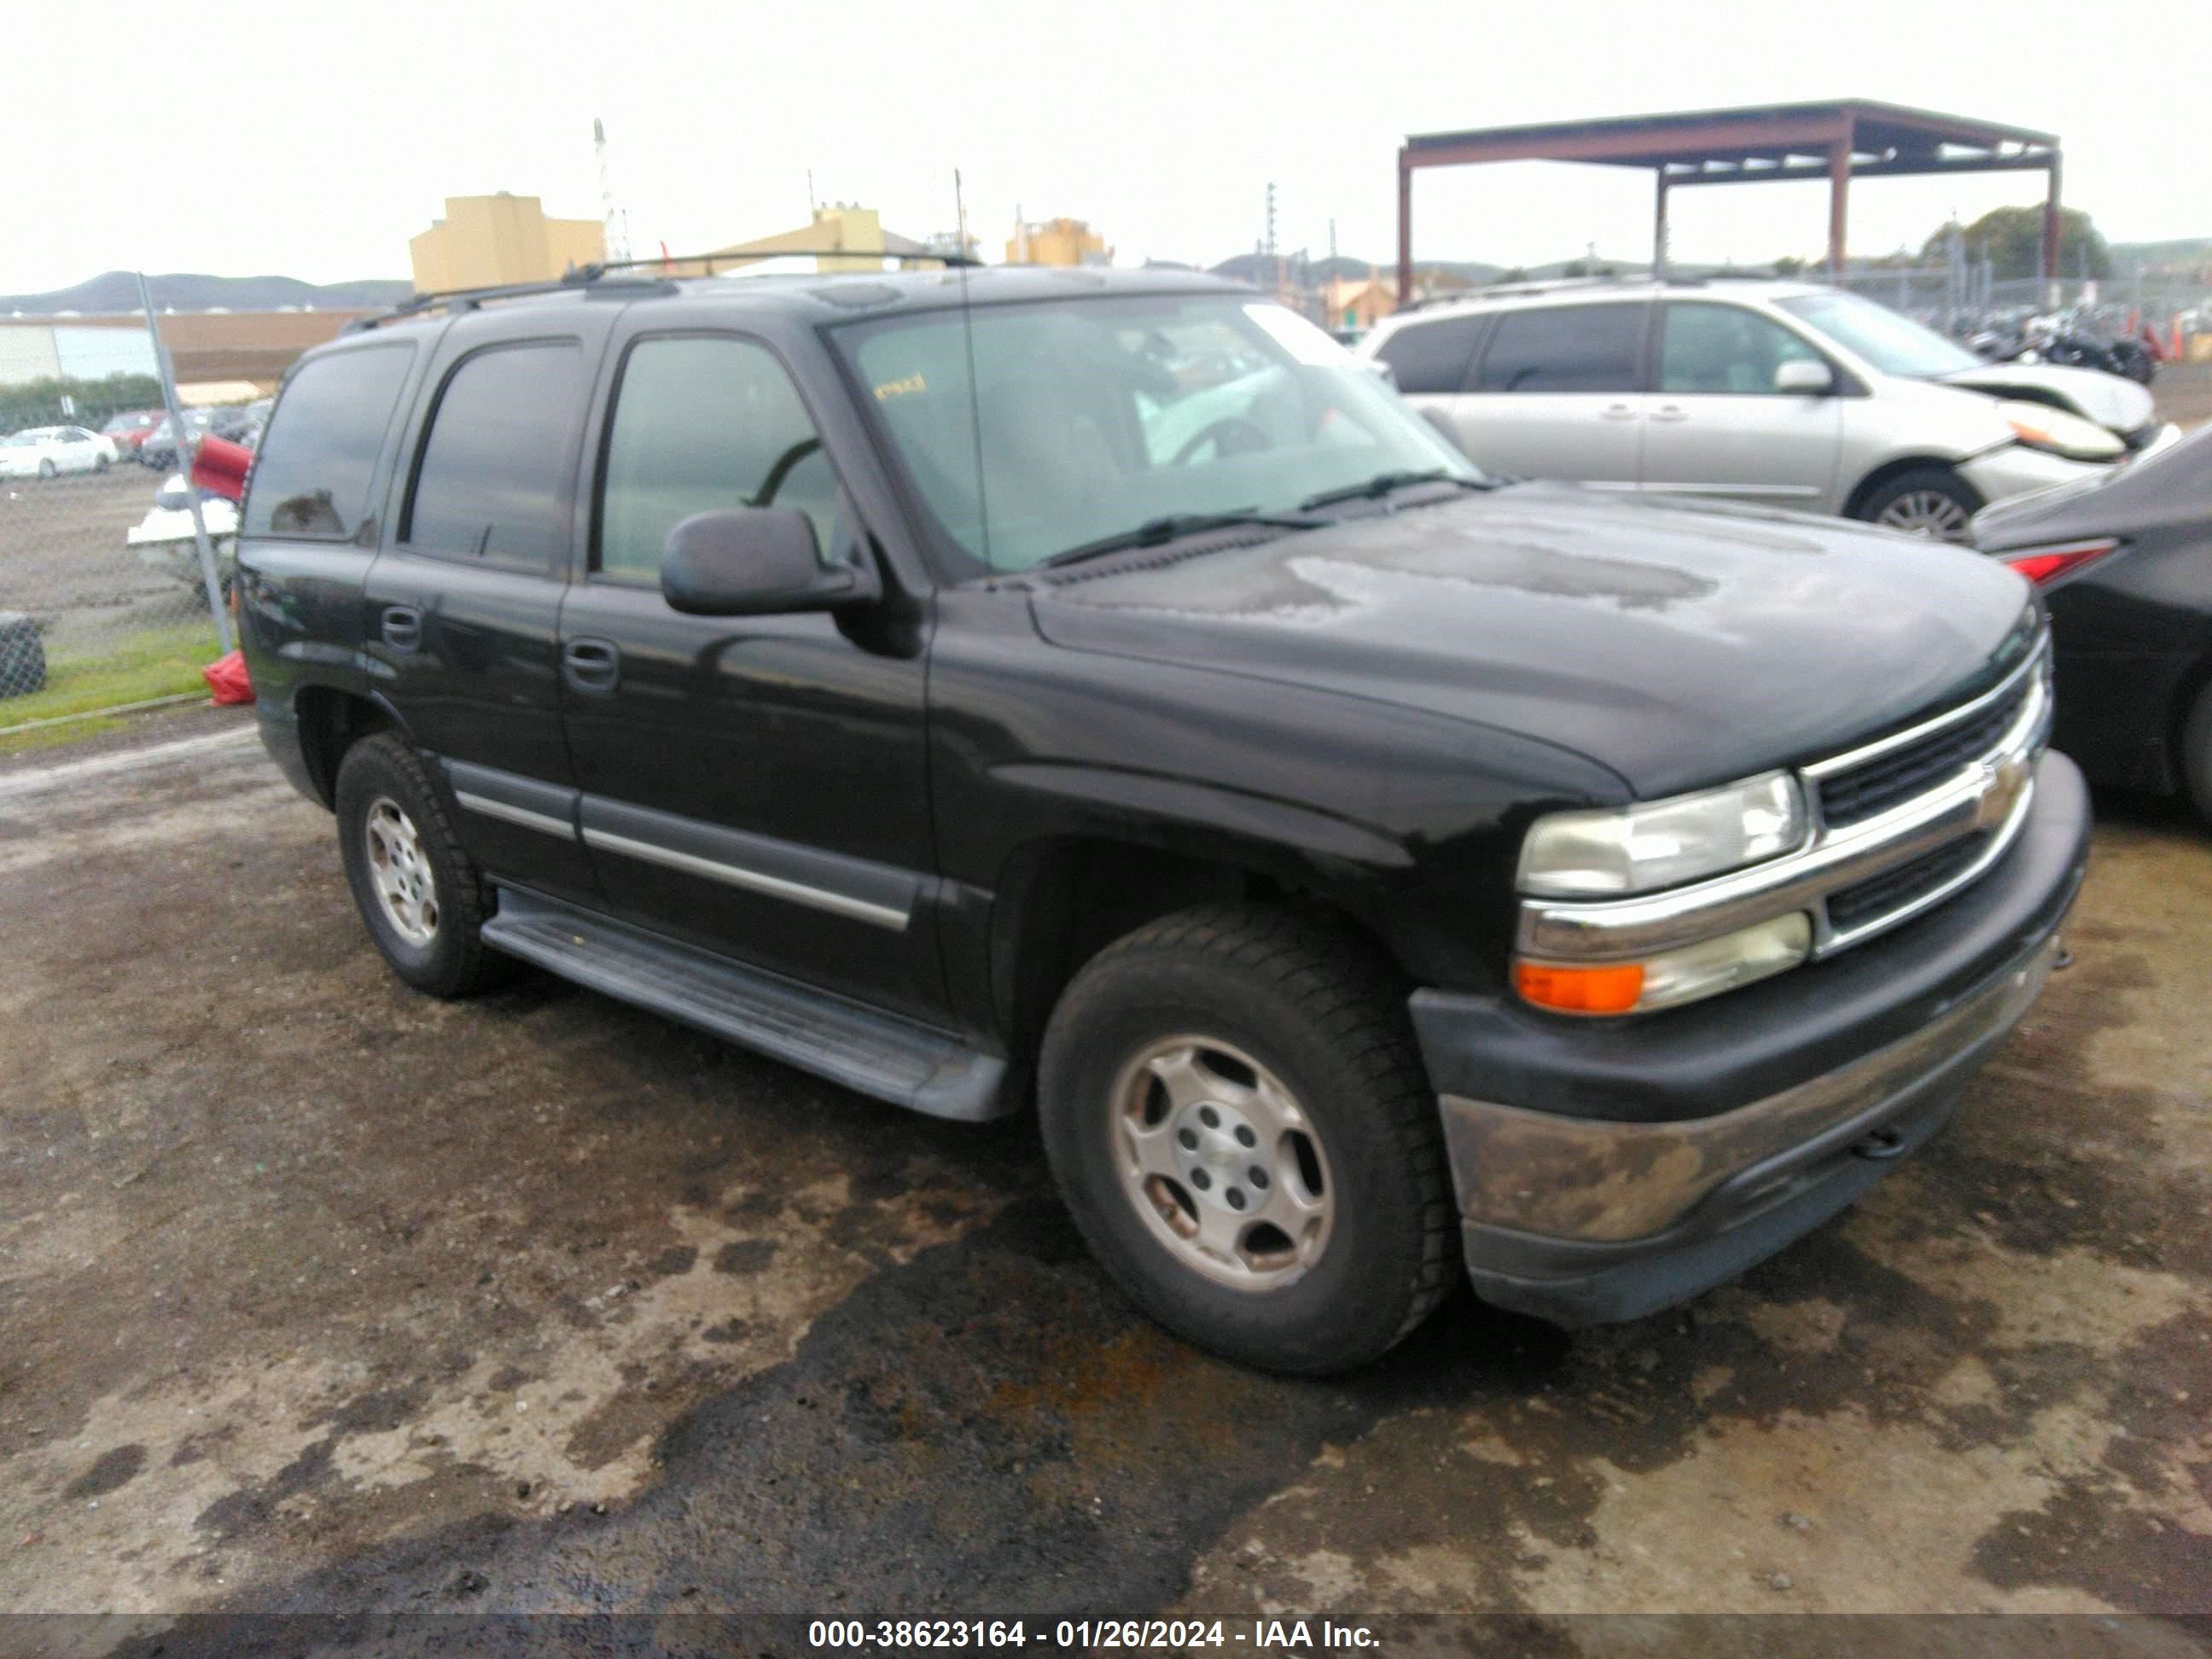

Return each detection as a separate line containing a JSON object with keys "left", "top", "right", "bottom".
{"left": 873, "top": 372, "right": 928, "bottom": 402}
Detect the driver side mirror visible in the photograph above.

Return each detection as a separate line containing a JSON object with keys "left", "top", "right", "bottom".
{"left": 1774, "top": 359, "right": 1835, "bottom": 396}
{"left": 660, "top": 509, "right": 880, "bottom": 618}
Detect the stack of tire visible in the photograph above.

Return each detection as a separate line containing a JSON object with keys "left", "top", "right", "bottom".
{"left": 0, "top": 612, "right": 47, "bottom": 699}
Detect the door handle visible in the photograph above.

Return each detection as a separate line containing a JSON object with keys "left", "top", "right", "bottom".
{"left": 1600, "top": 403, "right": 1639, "bottom": 422}
{"left": 381, "top": 605, "right": 422, "bottom": 654}
{"left": 562, "top": 637, "right": 621, "bottom": 695}
{"left": 1651, "top": 405, "right": 1689, "bottom": 423}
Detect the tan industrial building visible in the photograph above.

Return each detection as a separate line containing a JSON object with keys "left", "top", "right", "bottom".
{"left": 0, "top": 311, "right": 372, "bottom": 396}
{"left": 665, "top": 205, "right": 929, "bottom": 276}
{"left": 1007, "top": 216, "right": 1110, "bottom": 267}
{"left": 409, "top": 194, "right": 605, "bottom": 293}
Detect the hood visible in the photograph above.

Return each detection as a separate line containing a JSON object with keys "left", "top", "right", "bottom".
{"left": 1029, "top": 485, "right": 2035, "bottom": 800}
{"left": 1934, "top": 361, "right": 2156, "bottom": 435}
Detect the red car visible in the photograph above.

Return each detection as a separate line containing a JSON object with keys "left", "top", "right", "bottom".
{"left": 100, "top": 410, "right": 162, "bottom": 457}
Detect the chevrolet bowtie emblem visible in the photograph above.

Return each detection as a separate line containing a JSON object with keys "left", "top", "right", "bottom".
{"left": 1975, "top": 752, "right": 2031, "bottom": 830}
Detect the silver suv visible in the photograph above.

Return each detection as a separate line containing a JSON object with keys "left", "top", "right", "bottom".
{"left": 1359, "top": 280, "right": 2171, "bottom": 542}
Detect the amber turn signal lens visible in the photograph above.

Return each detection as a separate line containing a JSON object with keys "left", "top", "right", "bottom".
{"left": 1513, "top": 960, "right": 1646, "bottom": 1014}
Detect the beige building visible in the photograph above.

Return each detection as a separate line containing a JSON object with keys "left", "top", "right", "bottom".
{"left": 1007, "top": 216, "right": 1110, "bottom": 267}
{"left": 409, "top": 194, "right": 605, "bottom": 293}
{"left": 1322, "top": 271, "right": 1400, "bottom": 334}
{"left": 668, "top": 205, "right": 929, "bottom": 277}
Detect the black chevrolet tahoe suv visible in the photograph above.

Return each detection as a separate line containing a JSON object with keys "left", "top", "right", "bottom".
{"left": 237, "top": 265, "right": 2089, "bottom": 1373}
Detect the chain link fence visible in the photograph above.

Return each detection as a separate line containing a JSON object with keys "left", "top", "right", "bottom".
{"left": 0, "top": 409, "right": 233, "bottom": 734}
{"left": 0, "top": 351, "right": 237, "bottom": 741}
{"left": 1825, "top": 265, "right": 2212, "bottom": 343}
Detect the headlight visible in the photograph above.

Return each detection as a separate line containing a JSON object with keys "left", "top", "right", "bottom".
{"left": 1998, "top": 400, "right": 2124, "bottom": 463}
{"left": 1516, "top": 772, "right": 1807, "bottom": 898}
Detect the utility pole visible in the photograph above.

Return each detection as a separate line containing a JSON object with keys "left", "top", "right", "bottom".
{"left": 593, "top": 119, "right": 630, "bottom": 265}
{"left": 1265, "top": 183, "right": 1279, "bottom": 297}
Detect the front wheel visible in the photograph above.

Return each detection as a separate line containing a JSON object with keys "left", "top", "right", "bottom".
{"left": 95, "top": 453, "right": 110, "bottom": 474}
{"left": 2180, "top": 681, "right": 2212, "bottom": 829}
{"left": 1038, "top": 904, "right": 1455, "bottom": 1374}
{"left": 335, "top": 732, "right": 509, "bottom": 997}
{"left": 1856, "top": 467, "right": 1982, "bottom": 544}
{"left": 37, "top": 459, "right": 55, "bottom": 480}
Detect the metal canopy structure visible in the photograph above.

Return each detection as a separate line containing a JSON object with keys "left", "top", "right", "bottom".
{"left": 1395, "top": 100, "right": 2063, "bottom": 303}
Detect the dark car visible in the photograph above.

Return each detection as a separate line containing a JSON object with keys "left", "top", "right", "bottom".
{"left": 137, "top": 409, "right": 216, "bottom": 469}
{"left": 235, "top": 267, "right": 2087, "bottom": 1373}
{"left": 1972, "top": 427, "right": 2212, "bottom": 822}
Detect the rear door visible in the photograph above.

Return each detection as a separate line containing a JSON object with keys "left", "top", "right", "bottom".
{"left": 362, "top": 322, "right": 608, "bottom": 901}
{"left": 1639, "top": 300, "right": 1842, "bottom": 509}
{"left": 1441, "top": 301, "right": 1650, "bottom": 486}
{"left": 555, "top": 327, "right": 948, "bottom": 1023}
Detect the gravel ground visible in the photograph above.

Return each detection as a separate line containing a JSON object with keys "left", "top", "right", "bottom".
{"left": 0, "top": 718, "right": 2206, "bottom": 1655}
{"left": 0, "top": 465, "right": 216, "bottom": 654}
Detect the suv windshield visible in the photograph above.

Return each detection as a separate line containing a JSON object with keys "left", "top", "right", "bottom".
{"left": 831, "top": 293, "right": 1479, "bottom": 574}
{"left": 1775, "top": 290, "right": 1981, "bottom": 378}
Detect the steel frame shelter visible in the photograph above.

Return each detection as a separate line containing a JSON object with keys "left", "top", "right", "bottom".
{"left": 1394, "top": 101, "right": 2063, "bottom": 304}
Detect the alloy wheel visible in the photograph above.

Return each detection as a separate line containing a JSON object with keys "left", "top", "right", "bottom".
{"left": 1109, "top": 1035, "right": 1335, "bottom": 1290}
{"left": 363, "top": 796, "right": 439, "bottom": 946}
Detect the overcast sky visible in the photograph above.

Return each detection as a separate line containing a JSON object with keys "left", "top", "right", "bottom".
{"left": 9, "top": 0, "right": 2203, "bottom": 295}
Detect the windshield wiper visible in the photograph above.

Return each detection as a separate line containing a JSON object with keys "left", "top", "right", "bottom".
{"left": 1297, "top": 469, "right": 1493, "bottom": 511}
{"left": 1038, "top": 510, "right": 1322, "bottom": 571}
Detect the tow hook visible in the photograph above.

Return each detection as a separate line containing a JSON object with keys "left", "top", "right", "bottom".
{"left": 1851, "top": 1125, "right": 1909, "bottom": 1161}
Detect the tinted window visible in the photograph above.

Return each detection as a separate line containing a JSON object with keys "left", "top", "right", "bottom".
{"left": 405, "top": 341, "right": 582, "bottom": 566}
{"left": 242, "top": 345, "right": 413, "bottom": 540}
{"left": 1659, "top": 304, "right": 1825, "bottom": 394}
{"left": 1371, "top": 314, "right": 1485, "bottom": 395}
{"left": 597, "top": 336, "right": 839, "bottom": 582}
{"left": 1473, "top": 303, "right": 1645, "bottom": 393}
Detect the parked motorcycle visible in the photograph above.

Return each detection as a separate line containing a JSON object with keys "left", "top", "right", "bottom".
{"left": 1968, "top": 307, "right": 2157, "bottom": 386}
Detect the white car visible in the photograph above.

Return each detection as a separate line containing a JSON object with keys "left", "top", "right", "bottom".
{"left": 1360, "top": 280, "right": 2173, "bottom": 543}
{"left": 0, "top": 426, "right": 117, "bottom": 480}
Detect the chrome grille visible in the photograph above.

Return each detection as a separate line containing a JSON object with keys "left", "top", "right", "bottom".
{"left": 1824, "top": 832, "right": 1990, "bottom": 934}
{"left": 1817, "top": 673, "right": 2034, "bottom": 829}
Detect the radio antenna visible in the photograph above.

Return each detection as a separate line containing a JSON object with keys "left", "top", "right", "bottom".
{"left": 953, "top": 167, "right": 992, "bottom": 566}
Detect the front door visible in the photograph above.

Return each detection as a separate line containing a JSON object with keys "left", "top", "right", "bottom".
{"left": 556, "top": 330, "right": 947, "bottom": 1024}
{"left": 1639, "top": 301, "right": 1843, "bottom": 510}
{"left": 363, "top": 331, "right": 603, "bottom": 901}
{"left": 1441, "top": 300, "right": 1650, "bottom": 486}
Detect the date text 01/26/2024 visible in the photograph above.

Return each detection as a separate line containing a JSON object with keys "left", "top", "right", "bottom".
{"left": 806, "top": 1621, "right": 1382, "bottom": 1651}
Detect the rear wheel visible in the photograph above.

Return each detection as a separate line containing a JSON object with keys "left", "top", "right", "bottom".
{"left": 1856, "top": 466, "right": 1982, "bottom": 544}
{"left": 1037, "top": 903, "right": 1455, "bottom": 1374}
{"left": 335, "top": 732, "right": 508, "bottom": 997}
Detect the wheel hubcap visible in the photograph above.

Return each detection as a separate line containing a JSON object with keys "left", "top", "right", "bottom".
{"left": 364, "top": 797, "right": 439, "bottom": 946}
{"left": 1110, "top": 1036, "right": 1334, "bottom": 1291}
{"left": 1876, "top": 490, "right": 1972, "bottom": 542}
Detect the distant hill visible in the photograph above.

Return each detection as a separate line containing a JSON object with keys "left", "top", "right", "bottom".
{"left": 1, "top": 271, "right": 412, "bottom": 317}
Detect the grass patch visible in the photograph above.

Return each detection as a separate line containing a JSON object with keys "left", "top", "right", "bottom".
{"left": 0, "top": 620, "right": 219, "bottom": 740}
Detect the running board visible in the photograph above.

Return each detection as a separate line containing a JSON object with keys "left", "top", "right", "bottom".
{"left": 481, "top": 888, "right": 1012, "bottom": 1122}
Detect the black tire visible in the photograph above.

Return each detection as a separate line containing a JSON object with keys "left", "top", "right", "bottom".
{"left": 1854, "top": 466, "right": 1982, "bottom": 544}
{"left": 2180, "top": 680, "right": 2212, "bottom": 829}
{"left": 37, "top": 459, "right": 55, "bottom": 480}
{"left": 1037, "top": 903, "right": 1455, "bottom": 1375}
{"left": 334, "top": 732, "right": 509, "bottom": 997}
{"left": 95, "top": 453, "right": 110, "bottom": 474}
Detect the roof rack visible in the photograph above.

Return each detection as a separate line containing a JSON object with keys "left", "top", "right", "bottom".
{"left": 341, "top": 247, "right": 981, "bottom": 334}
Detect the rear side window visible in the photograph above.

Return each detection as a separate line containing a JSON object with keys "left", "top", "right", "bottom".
{"left": 1371, "top": 314, "right": 1485, "bottom": 395}
{"left": 405, "top": 341, "right": 583, "bottom": 567}
{"left": 1473, "top": 303, "right": 1646, "bottom": 394}
{"left": 242, "top": 345, "right": 412, "bottom": 540}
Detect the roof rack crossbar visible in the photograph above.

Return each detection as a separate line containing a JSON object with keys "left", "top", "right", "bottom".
{"left": 581, "top": 247, "right": 981, "bottom": 279}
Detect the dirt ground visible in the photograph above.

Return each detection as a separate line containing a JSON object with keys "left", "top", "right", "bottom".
{"left": 0, "top": 709, "right": 2206, "bottom": 1653}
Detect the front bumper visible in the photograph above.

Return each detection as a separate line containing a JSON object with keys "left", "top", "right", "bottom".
{"left": 1412, "top": 750, "right": 2091, "bottom": 1326}
{"left": 1959, "top": 443, "right": 2111, "bottom": 505}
